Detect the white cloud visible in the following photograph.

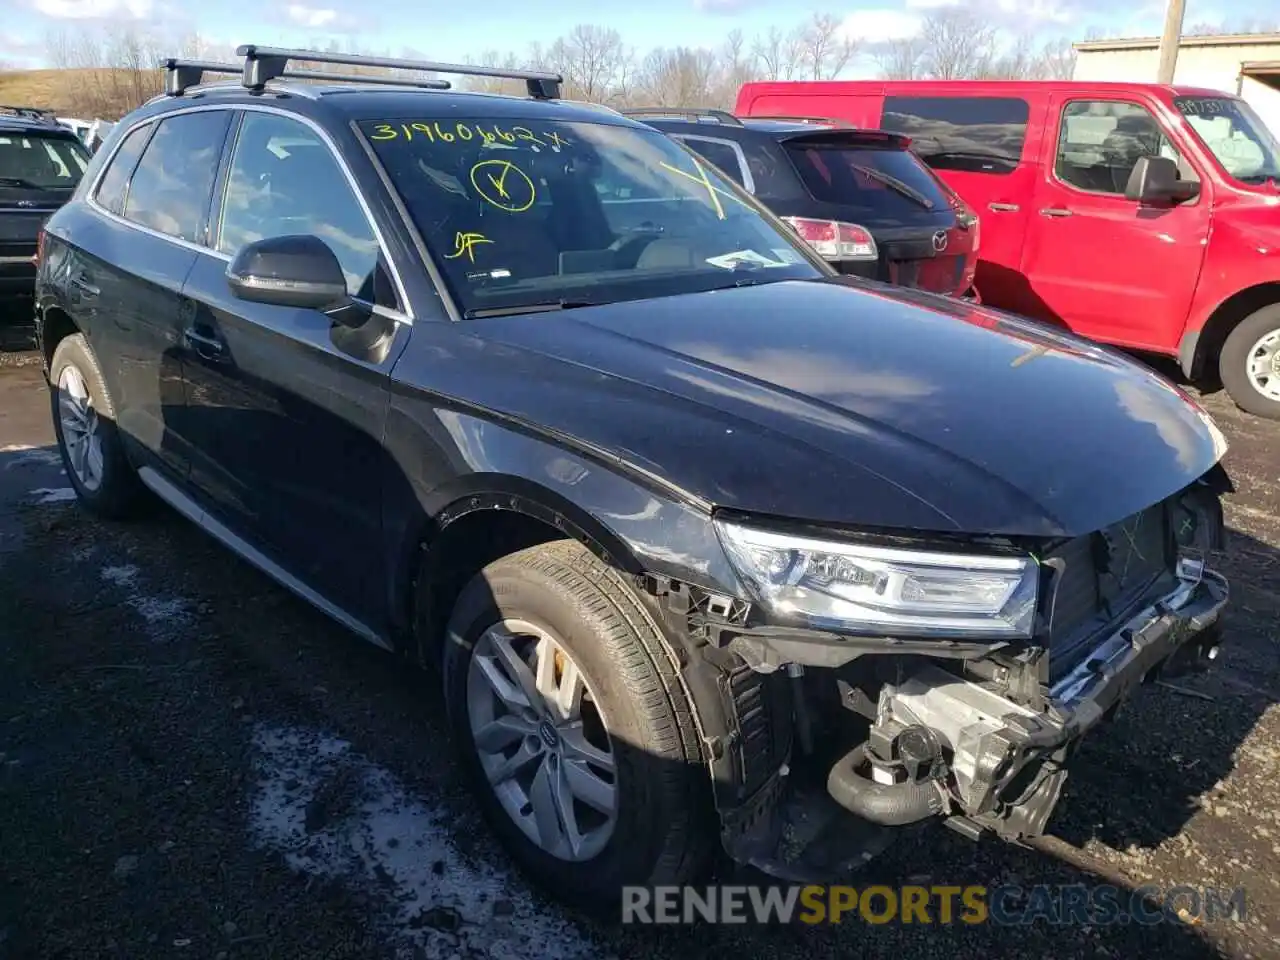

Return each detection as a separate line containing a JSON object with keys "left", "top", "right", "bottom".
{"left": 286, "top": 3, "right": 338, "bottom": 27}
{"left": 31, "top": 0, "right": 151, "bottom": 18}
{"left": 839, "top": 8, "right": 923, "bottom": 43}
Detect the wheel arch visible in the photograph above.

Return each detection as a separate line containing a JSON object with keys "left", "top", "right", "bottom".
{"left": 1183, "top": 281, "right": 1280, "bottom": 381}
{"left": 38, "top": 303, "right": 80, "bottom": 373}
{"left": 395, "top": 472, "right": 651, "bottom": 668}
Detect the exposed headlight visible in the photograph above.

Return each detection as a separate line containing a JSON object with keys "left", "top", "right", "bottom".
{"left": 715, "top": 519, "right": 1038, "bottom": 639}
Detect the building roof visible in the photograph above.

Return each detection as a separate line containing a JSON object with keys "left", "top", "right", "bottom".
{"left": 1075, "top": 32, "right": 1280, "bottom": 53}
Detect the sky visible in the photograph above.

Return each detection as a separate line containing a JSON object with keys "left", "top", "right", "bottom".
{"left": 3, "top": 0, "right": 1280, "bottom": 76}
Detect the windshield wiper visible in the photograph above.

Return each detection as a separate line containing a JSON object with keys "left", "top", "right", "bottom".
{"left": 463, "top": 299, "right": 598, "bottom": 319}
{"left": 848, "top": 163, "right": 934, "bottom": 209}
{"left": 0, "top": 176, "right": 42, "bottom": 189}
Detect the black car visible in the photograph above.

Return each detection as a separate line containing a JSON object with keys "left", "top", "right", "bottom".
{"left": 36, "top": 45, "right": 1230, "bottom": 911}
{"left": 624, "top": 107, "right": 980, "bottom": 298}
{"left": 0, "top": 106, "right": 92, "bottom": 309}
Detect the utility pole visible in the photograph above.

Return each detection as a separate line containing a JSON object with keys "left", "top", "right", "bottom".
{"left": 1156, "top": 0, "right": 1187, "bottom": 84}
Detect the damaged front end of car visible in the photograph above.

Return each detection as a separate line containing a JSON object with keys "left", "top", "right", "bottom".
{"left": 641, "top": 465, "right": 1232, "bottom": 882}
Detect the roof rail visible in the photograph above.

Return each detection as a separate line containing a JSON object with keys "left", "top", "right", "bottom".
{"left": 621, "top": 107, "right": 743, "bottom": 126}
{"left": 0, "top": 104, "right": 60, "bottom": 124}
{"left": 160, "top": 57, "right": 454, "bottom": 97}
{"left": 235, "top": 45, "right": 562, "bottom": 99}
{"left": 747, "top": 114, "right": 853, "bottom": 127}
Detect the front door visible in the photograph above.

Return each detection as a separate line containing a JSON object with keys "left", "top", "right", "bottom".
{"left": 1020, "top": 95, "right": 1211, "bottom": 352}
{"left": 180, "top": 110, "right": 409, "bottom": 627}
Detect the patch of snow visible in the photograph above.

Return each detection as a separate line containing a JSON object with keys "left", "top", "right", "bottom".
{"left": 30, "top": 487, "right": 76, "bottom": 504}
{"left": 99, "top": 563, "right": 190, "bottom": 640}
{"left": 4, "top": 447, "right": 63, "bottom": 470}
{"left": 248, "top": 724, "right": 598, "bottom": 960}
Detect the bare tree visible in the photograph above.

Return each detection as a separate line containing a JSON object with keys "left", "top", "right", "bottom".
{"left": 547, "top": 24, "right": 628, "bottom": 102}
{"left": 751, "top": 26, "right": 803, "bottom": 81}
{"left": 792, "top": 13, "right": 856, "bottom": 81}
{"left": 633, "top": 46, "right": 719, "bottom": 107}
{"left": 1036, "top": 37, "right": 1077, "bottom": 80}
{"left": 916, "top": 8, "right": 999, "bottom": 80}
{"left": 876, "top": 37, "right": 924, "bottom": 80}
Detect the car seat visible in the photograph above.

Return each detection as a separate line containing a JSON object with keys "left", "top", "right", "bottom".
{"left": 1101, "top": 114, "right": 1162, "bottom": 194}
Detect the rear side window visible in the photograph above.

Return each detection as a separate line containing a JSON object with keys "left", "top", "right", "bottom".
{"left": 95, "top": 123, "right": 153, "bottom": 215}
{"left": 785, "top": 142, "right": 952, "bottom": 217}
{"left": 123, "top": 111, "right": 231, "bottom": 244}
{"left": 881, "top": 96, "right": 1029, "bottom": 174}
{"left": 675, "top": 136, "right": 748, "bottom": 187}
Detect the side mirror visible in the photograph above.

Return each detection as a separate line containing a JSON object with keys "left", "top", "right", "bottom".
{"left": 1124, "top": 155, "right": 1201, "bottom": 206}
{"left": 226, "top": 235, "right": 350, "bottom": 312}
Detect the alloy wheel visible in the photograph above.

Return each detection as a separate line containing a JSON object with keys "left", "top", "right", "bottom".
{"left": 1246, "top": 328, "right": 1280, "bottom": 402}
{"left": 57, "top": 363, "right": 104, "bottom": 492}
{"left": 465, "top": 618, "right": 619, "bottom": 862}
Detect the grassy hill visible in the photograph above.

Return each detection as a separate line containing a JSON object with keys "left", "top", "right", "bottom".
{"left": 0, "top": 68, "right": 159, "bottom": 119}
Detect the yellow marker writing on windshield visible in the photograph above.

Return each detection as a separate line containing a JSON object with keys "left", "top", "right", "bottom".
{"left": 444, "top": 231, "right": 494, "bottom": 262}
{"left": 659, "top": 158, "right": 748, "bottom": 220}
{"left": 470, "top": 159, "right": 536, "bottom": 213}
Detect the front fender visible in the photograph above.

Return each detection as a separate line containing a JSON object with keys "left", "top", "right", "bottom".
{"left": 379, "top": 395, "right": 742, "bottom": 632}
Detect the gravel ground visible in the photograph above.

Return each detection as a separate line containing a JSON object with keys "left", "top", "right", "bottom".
{"left": 1, "top": 317, "right": 1278, "bottom": 960}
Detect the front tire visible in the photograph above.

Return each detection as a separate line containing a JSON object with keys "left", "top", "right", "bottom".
{"left": 48, "top": 333, "right": 144, "bottom": 518}
{"left": 441, "top": 540, "right": 713, "bottom": 913}
{"left": 1219, "top": 304, "right": 1280, "bottom": 420}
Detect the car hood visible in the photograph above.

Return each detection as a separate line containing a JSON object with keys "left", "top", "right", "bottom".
{"left": 455, "top": 278, "right": 1227, "bottom": 538}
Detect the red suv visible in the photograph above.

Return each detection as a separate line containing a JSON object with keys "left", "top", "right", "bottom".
{"left": 737, "top": 79, "right": 1280, "bottom": 420}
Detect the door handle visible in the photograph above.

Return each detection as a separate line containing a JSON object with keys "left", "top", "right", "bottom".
{"left": 988, "top": 202, "right": 1020, "bottom": 212}
{"left": 1039, "top": 207, "right": 1073, "bottom": 218}
{"left": 183, "top": 327, "right": 226, "bottom": 362}
{"left": 70, "top": 276, "right": 99, "bottom": 296}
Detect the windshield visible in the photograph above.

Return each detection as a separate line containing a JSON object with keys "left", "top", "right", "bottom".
{"left": 0, "top": 132, "right": 90, "bottom": 191}
{"left": 784, "top": 141, "right": 953, "bottom": 219}
{"left": 1173, "top": 95, "right": 1280, "bottom": 185}
{"left": 358, "top": 117, "right": 825, "bottom": 316}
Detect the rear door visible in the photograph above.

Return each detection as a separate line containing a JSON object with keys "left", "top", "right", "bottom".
{"left": 77, "top": 110, "right": 233, "bottom": 481}
{"left": 1019, "top": 95, "right": 1209, "bottom": 349}
{"left": 180, "top": 108, "right": 410, "bottom": 627}
{"left": 877, "top": 94, "right": 1041, "bottom": 311}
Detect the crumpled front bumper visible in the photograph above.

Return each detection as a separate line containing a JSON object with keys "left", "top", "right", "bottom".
{"left": 827, "top": 558, "right": 1229, "bottom": 839}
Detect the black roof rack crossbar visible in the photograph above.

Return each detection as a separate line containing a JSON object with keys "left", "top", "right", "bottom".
{"left": 621, "top": 107, "right": 743, "bottom": 126}
{"left": 235, "top": 45, "right": 562, "bottom": 99}
{"left": 0, "top": 104, "right": 60, "bottom": 123}
{"left": 161, "top": 58, "right": 454, "bottom": 96}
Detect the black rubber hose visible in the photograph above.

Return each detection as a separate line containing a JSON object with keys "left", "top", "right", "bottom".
{"left": 827, "top": 743, "right": 947, "bottom": 827}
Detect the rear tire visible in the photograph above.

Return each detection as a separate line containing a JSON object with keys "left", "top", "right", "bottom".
{"left": 48, "top": 333, "right": 145, "bottom": 518}
{"left": 441, "top": 540, "right": 714, "bottom": 914}
{"left": 1219, "top": 304, "right": 1280, "bottom": 420}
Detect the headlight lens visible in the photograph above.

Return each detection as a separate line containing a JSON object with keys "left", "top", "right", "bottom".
{"left": 715, "top": 519, "right": 1038, "bottom": 639}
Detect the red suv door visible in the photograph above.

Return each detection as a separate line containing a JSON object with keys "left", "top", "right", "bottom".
{"left": 1019, "top": 93, "right": 1211, "bottom": 351}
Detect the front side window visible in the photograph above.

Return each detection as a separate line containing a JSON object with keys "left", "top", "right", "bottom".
{"left": 1055, "top": 101, "right": 1182, "bottom": 196}
{"left": 358, "top": 117, "right": 824, "bottom": 317}
{"left": 881, "top": 96, "right": 1029, "bottom": 175}
{"left": 123, "top": 111, "right": 230, "bottom": 243}
{"left": 1174, "top": 95, "right": 1280, "bottom": 185}
{"left": 94, "top": 123, "right": 153, "bottom": 215}
{"left": 676, "top": 137, "right": 748, "bottom": 187}
{"left": 0, "top": 132, "right": 90, "bottom": 192}
{"left": 216, "top": 112, "right": 384, "bottom": 302}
